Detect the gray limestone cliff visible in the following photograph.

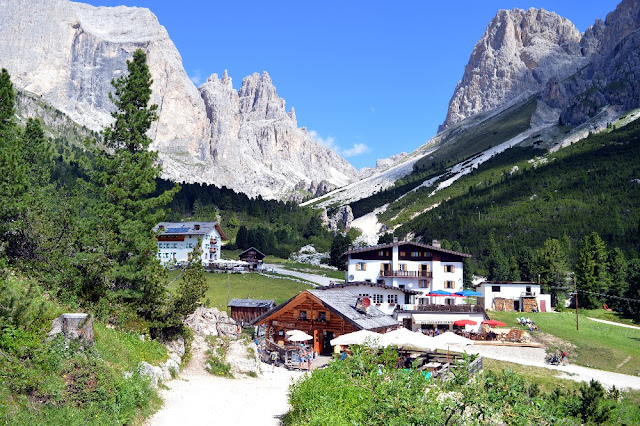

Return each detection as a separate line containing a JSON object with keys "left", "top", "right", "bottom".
{"left": 441, "top": 0, "right": 640, "bottom": 131}
{"left": 440, "top": 8, "right": 586, "bottom": 131}
{"left": 0, "top": 0, "right": 357, "bottom": 200}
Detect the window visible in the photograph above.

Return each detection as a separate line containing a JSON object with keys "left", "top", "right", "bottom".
{"left": 387, "top": 294, "right": 398, "bottom": 304}
{"left": 491, "top": 285, "right": 501, "bottom": 293}
{"left": 400, "top": 251, "right": 406, "bottom": 257}
{"left": 418, "top": 280, "right": 428, "bottom": 288}
{"left": 378, "top": 250, "right": 385, "bottom": 256}
{"left": 444, "top": 265, "right": 455, "bottom": 273}
{"left": 376, "top": 279, "right": 385, "bottom": 284}
{"left": 358, "top": 293, "right": 370, "bottom": 298}
{"left": 411, "top": 251, "right": 419, "bottom": 257}
{"left": 355, "top": 262, "right": 367, "bottom": 271}
{"left": 425, "top": 252, "right": 432, "bottom": 258}
{"left": 317, "top": 311, "right": 327, "bottom": 321}
{"left": 399, "top": 264, "right": 407, "bottom": 271}
{"left": 526, "top": 286, "right": 531, "bottom": 293}
{"left": 173, "top": 243, "right": 178, "bottom": 249}
{"left": 373, "top": 294, "right": 384, "bottom": 303}
{"left": 299, "top": 310, "right": 307, "bottom": 320}
{"left": 445, "top": 281, "right": 455, "bottom": 289}
{"left": 187, "top": 243, "right": 193, "bottom": 249}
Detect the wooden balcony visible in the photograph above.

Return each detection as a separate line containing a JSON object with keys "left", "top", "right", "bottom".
{"left": 381, "top": 270, "right": 432, "bottom": 278}
{"left": 209, "top": 247, "right": 217, "bottom": 253}
{"left": 210, "top": 239, "right": 218, "bottom": 245}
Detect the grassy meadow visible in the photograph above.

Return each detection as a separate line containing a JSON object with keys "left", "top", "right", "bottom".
{"left": 167, "top": 270, "right": 312, "bottom": 311}
{"left": 487, "top": 311, "right": 640, "bottom": 376}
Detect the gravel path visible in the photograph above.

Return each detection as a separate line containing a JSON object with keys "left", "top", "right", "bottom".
{"left": 586, "top": 317, "right": 640, "bottom": 330}
{"left": 147, "top": 336, "right": 305, "bottom": 425}
{"left": 264, "top": 264, "right": 336, "bottom": 287}
{"left": 463, "top": 344, "right": 640, "bottom": 391}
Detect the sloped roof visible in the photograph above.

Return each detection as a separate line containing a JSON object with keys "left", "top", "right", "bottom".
{"left": 238, "top": 247, "right": 266, "bottom": 259}
{"left": 252, "top": 289, "right": 399, "bottom": 331}
{"left": 154, "top": 221, "right": 227, "bottom": 240}
{"left": 308, "top": 289, "right": 400, "bottom": 331}
{"left": 319, "top": 281, "right": 421, "bottom": 295}
{"left": 227, "top": 298, "right": 275, "bottom": 308}
{"left": 344, "top": 241, "right": 471, "bottom": 258}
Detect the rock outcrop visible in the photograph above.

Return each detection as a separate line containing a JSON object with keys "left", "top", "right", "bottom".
{"left": 441, "top": 0, "right": 640, "bottom": 130}
{"left": 196, "top": 71, "right": 357, "bottom": 199}
{"left": 0, "top": 0, "right": 357, "bottom": 200}
{"left": 440, "top": 8, "right": 586, "bottom": 130}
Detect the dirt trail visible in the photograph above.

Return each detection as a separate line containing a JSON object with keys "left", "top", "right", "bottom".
{"left": 146, "top": 336, "right": 305, "bottom": 425}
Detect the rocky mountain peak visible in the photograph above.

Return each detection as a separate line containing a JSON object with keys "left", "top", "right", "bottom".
{"left": 440, "top": 7, "right": 585, "bottom": 131}
{"left": 0, "top": 0, "right": 358, "bottom": 200}
{"left": 238, "top": 71, "right": 286, "bottom": 120}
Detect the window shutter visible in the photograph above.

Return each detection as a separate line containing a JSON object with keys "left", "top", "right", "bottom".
{"left": 363, "top": 263, "right": 367, "bottom": 271}
{"left": 452, "top": 265, "right": 455, "bottom": 272}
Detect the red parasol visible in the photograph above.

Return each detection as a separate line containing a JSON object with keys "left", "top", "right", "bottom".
{"left": 453, "top": 319, "right": 477, "bottom": 326}
{"left": 481, "top": 319, "right": 506, "bottom": 327}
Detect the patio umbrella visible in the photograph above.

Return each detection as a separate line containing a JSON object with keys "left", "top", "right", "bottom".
{"left": 330, "top": 330, "right": 381, "bottom": 347}
{"left": 432, "top": 332, "right": 474, "bottom": 362}
{"left": 432, "top": 332, "right": 474, "bottom": 347}
{"left": 426, "top": 290, "right": 453, "bottom": 296}
{"left": 455, "top": 290, "right": 482, "bottom": 297}
{"left": 453, "top": 319, "right": 477, "bottom": 326}
{"left": 287, "top": 331, "right": 313, "bottom": 341}
{"left": 481, "top": 319, "right": 506, "bottom": 327}
{"left": 285, "top": 329, "right": 304, "bottom": 336}
{"left": 378, "top": 328, "right": 436, "bottom": 352}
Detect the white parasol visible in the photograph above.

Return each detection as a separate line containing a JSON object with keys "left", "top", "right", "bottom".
{"left": 330, "top": 330, "right": 381, "bottom": 347}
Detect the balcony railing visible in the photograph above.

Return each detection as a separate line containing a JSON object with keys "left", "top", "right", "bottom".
{"left": 381, "top": 270, "right": 432, "bottom": 278}
{"left": 398, "top": 304, "right": 485, "bottom": 313}
{"left": 520, "top": 292, "right": 537, "bottom": 297}
{"left": 209, "top": 248, "right": 217, "bottom": 253}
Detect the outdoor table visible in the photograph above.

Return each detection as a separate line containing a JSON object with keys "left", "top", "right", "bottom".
{"left": 425, "top": 362, "right": 441, "bottom": 376}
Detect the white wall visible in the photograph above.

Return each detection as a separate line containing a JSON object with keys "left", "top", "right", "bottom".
{"left": 337, "top": 284, "right": 410, "bottom": 315}
{"left": 347, "top": 255, "right": 466, "bottom": 305}
{"left": 158, "top": 228, "right": 222, "bottom": 266}
{"left": 479, "top": 283, "right": 542, "bottom": 311}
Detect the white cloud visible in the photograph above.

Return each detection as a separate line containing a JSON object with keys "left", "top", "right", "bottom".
{"left": 190, "top": 70, "right": 202, "bottom": 85}
{"left": 343, "top": 143, "right": 370, "bottom": 157}
{"left": 310, "top": 130, "right": 369, "bottom": 158}
{"left": 309, "top": 130, "right": 338, "bottom": 151}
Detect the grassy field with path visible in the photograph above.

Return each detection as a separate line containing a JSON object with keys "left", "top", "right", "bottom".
{"left": 487, "top": 310, "right": 640, "bottom": 376}
{"left": 167, "top": 270, "right": 312, "bottom": 311}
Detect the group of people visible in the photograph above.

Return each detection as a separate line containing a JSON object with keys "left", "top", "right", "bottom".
{"left": 549, "top": 350, "right": 568, "bottom": 365}
{"left": 296, "top": 343, "right": 314, "bottom": 370}
{"left": 517, "top": 316, "right": 539, "bottom": 331}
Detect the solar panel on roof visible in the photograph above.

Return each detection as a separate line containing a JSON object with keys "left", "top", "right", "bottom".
{"left": 166, "top": 227, "right": 190, "bottom": 233}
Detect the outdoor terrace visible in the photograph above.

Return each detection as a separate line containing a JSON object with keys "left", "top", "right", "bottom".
{"left": 381, "top": 270, "right": 432, "bottom": 278}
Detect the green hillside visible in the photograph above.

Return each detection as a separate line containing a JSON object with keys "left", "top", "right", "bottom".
{"left": 390, "top": 117, "right": 640, "bottom": 269}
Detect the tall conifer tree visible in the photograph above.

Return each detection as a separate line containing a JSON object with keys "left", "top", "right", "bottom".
{"left": 87, "top": 49, "right": 179, "bottom": 320}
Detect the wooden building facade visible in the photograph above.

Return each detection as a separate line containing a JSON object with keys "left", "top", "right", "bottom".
{"left": 227, "top": 299, "right": 275, "bottom": 325}
{"left": 253, "top": 289, "right": 399, "bottom": 355}
{"left": 238, "top": 247, "right": 265, "bottom": 270}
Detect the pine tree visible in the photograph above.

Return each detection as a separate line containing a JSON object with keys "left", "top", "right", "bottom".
{"left": 536, "top": 238, "right": 569, "bottom": 304}
{"left": 21, "top": 118, "right": 52, "bottom": 186}
{"left": 174, "top": 238, "right": 207, "bottom": 318}
{"left": 0, "top": 69, "right": 27, "bottom": 259}
{"left": 607, "top": 248, "right": 628, "bottom": 311}
{"left": 85, "top": 49, "right": 179, "bottom": 319}
{"left": 329, "top": 233, "right": 351, "bottom": 270}
{"left": 575, "top": 232, "right": 611, "bottom": 309}
{"left": 235, "top": 225, "right": 248, "bottom": 249}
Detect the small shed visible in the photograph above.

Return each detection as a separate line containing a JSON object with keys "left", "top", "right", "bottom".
{"left": 238, "top": 247, "right": 266, "bottom": 270}
{"left": 228, "top": 299, "right": 275, "bottom": 325}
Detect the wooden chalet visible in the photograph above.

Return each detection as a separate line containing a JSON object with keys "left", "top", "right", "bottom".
{"left": 227, "top": 298, "right": 275, "bottom": 325}
{"left": 253, "top": 289, "right": 399, "bottom": 355}
{"left": 238, "top": 247, "right": 266, "bottom": 270}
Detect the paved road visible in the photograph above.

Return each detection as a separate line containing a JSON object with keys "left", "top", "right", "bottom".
{"left": 263, "top": 263, "right": 341, "bottom": 287}
{"left": 464, "top": 344, "right": 640, "bottom": 391}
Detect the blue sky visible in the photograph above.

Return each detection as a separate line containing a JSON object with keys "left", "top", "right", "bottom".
{"left": 84, "top": 1, "right": 620, "bottom": 168}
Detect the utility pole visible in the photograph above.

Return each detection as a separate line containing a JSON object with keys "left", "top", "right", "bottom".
{"left": 574, "top": 276, "right": 579, "bottom": 331}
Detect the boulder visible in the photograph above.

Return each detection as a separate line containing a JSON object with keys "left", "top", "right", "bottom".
{"left": 48, "top": 313, "right": 94, "bottom": 347}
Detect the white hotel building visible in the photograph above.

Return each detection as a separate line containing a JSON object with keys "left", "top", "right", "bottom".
{"left": 153, "top": 221, "right": 227, "bottom": 267}
{"left": 344, "top": 240, "right": 487, "bottom": 332}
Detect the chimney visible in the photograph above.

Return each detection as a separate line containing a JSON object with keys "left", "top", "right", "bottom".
{"left": 194, "top": 224, "right": 200, "bottom": 230}
{"left": 393, "top": 237, "right": 398, "bottom": 243}
{"left": 432, "top": 239, "right": 441, "bottom": 248}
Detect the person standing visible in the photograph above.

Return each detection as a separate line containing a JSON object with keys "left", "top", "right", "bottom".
{"left": 561, "top": 350, "right": 568, "bottom": 365}
{"left": 270, "top": 350, "right": 278, "bottom": 372}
